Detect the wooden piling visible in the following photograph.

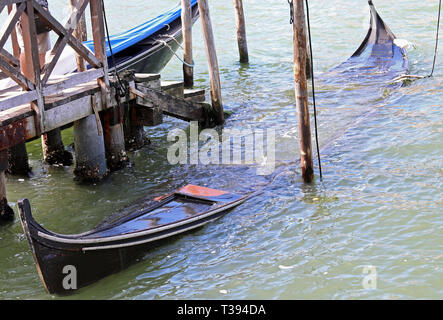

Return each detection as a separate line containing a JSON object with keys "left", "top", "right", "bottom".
{"left": 73, "top": 114, "right": 107, "bottom": 181}
{"left": 90, "top": 0, "right": 128, "bottom": 171}
{"left": 0, "top": 151, "right": 13, "bottom": 222}
{"left": 7, "top": 142, "right": 31, "bottom": 176}
{"left": 233, "top": 0, "right": 249, "bottom": 63}
{"left": 292, "top": 0, "right": 314, "bottom": 183}
{"left": 197, "top": 0, "right": 224, "bottom": 125}
{"left": 181, "top": 0, "right": 194, "bottom": 88}
{"left": 101, "top": 107, "right": 129, "bottom": 171}
{"left": 41, "top": 130, "right": 73, "bottom": 166}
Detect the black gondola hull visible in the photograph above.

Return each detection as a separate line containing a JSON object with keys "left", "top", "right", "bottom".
{"left": 18, "top": 185, "right": 248, "bottom": 295}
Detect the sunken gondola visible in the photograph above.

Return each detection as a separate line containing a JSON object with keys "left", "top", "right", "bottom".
{"left": 18, "top": 185, "right": 249, "bottom": 295}
{"left": 328, "top": 0, "right": 409, "bottom": 77}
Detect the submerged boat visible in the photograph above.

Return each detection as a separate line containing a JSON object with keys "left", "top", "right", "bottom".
{"left": 18, "top": 185, "right": 249, "bottom": 295}
{"left": 326, "top": 0, "right": 408, "bottom": 78}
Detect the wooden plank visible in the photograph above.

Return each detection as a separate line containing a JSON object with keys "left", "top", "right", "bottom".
{"left": 161, "top": 80, "right": 184, "bottom": 98}
{"left": 0, "top": 48, "right": 19, "bottom": 67}
{"left": 43, "top": 68, "right": 104, "bottom": 97}
{"left": 0, "top": 56, "right": 34, "bottom": 90}
{"left": 134, "top": 73, "right": 161, "bottom": 83}
{"left": 133, "top": 85, "right": 205, "bottom": 122}
{"left": 0, "top": 90, "right": 38, "bottom": 111}
{"left": 0, "top": 2, "right": 25, "bottom": 50}
{"left": 33, "top": 1, "right": 101, "bottom": 69}
{"left": 44, "top": 91, "right": 102, "bottom": 132}
{"left": 40, "top": 0, "right": 90, "bottom": 84}
{"left": 0, "top": 104, "right": 33, "bottom": 127}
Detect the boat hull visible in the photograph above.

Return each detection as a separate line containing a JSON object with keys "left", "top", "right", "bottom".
{"left": 18, "top": 185, "right": 248, "bottom": 295}
{"left": 108, "top": 4, "right": 199, "bottom": 74}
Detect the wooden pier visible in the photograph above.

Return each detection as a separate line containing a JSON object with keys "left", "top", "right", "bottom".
{"left": 0, "top": 0, "right": 215, "bottom": 221}
{"left": 0, "top": 0, "right": 317, "bottom": 222}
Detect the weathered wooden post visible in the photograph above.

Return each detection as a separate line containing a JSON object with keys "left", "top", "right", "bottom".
{"left": 71, "top": 0, "right": 107, "bottom": 180}
{"left": 292, "top": 0, "right": 314, "bottom": 182}
{"left": 7, "top": 142, "right": 31, "bottom": 176}
{"left": 70, "top": 0, "right": 88, "bottom": 72}
{"left": 0, "top": 151, "right": 13, "bottom": 222}
{"left": 73, "top": 113, "right": 107, "bottom": 181}
{"left": 90, "top": 0, "right": 128, "bottom": 171}
{"left": 6, "top": 4, "right": 31, "bottom": 176}
{"left": 41, "top": 130, "right": 73, "bottom": 166}
{"left": 197, "top": 0, "right": 224, "bottom": 125}
{"left": 31, "top": 2, "right": 72, "bottom": 166}
{"left": 233, "top": 0, "right": 249, "bottom": 63}
{"left": 181, "top": 0, "right": 194, "bottom": 88}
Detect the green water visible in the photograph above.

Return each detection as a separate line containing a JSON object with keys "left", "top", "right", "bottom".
{"left": 0, "top": 0, "right": 442, "bottom": 299}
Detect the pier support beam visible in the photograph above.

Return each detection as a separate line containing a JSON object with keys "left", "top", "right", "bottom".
{"left": 102, "top": 107, "right": 129, "bottom": 171}
{"left": 197, "top": 0, "right": 224, "bottom": 125}
{"left": 123, "top": 103, "right": 149, "bottom": 151}
{"left": 41, "top": 129, "right": 73, "bottom": 166}
{"left": 292, "top": 0, "right": 314, "bottom": 183}
{"left": 73, "top": 114, "right": 107, "bottom": 181}
{"left": 181, "top": 0, "right": 194, "bottom": 88}
{"left": 233, "top": 0, "right": 249, "bottom": 63}
{"left": 0, "top": 151, "right": 13, "bottom": 223}
{"left": 7, "top": 142, "right": 31, "bottom": 176}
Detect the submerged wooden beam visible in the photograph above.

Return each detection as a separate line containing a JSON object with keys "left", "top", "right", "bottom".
{"left": 292, "top": 0, "right": 313, "bottom": 183}
{"left": 132, "top": 85, "right": 206, "bottom": 123}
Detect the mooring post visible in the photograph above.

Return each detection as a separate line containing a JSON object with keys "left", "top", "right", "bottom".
{"left": 197, "top": 0, "right": 224, "bottom": 125}
{"left": 181, "top": 0, "right": 194, "bottom": 88}
{"left": 292, "top": 0, "right": 314, "bottom": 183}
{"left": 233, "top": 0, "right": 249, "bottom": 63}
{"left": 90, "top": 0, "right": 128, "bottom": 171}
{"left": 0, "top": 151, "right": 13, "bottom": 222}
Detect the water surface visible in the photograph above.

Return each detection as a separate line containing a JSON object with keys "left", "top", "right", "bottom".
{"left": 0, "top": 0, "right": 442, "bottom": 299}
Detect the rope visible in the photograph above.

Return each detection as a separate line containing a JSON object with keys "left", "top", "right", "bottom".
{"left": 288, "top": 0, "right": 294, "bottom": 24}
{"left": 305, "top": 0, "right": 322, "bottom": 180}
{"left": 102, "top": 0, "right": 128, "bottom": 98}
{"left": 430, "top": 0, "right": 441, "bottom": 77}
{"left": 155, "top": 38, "right": 195, "bottom": 68}
{"left": 392, "top": 0, "right": 441, "bottom": 82}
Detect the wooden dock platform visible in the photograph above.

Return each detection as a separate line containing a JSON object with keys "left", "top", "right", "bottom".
{"left": 0, "top": 0, "right": 215, "bottom": 222}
